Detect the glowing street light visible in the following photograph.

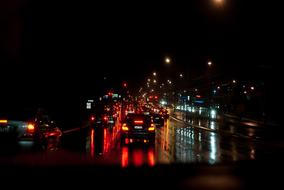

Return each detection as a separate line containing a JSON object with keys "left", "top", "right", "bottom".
{"left": 165, "top": 57, "right": 171, "bottom": 64}
{"left": 208, "top": 61, "right": 212, "bottom": 67}
{"left": 214, "top": 0, "right": 224, "bottom": 4}
{"left": 153, "top": 72, "right": 157, "bottom": 76}
{"left": 179, "top": 73, "right": 183, "bottom": 78}
{"left": 147, "top": 78, "right": 151, "bottom": 82}
{"left": 233, "top": 80, "right": 236, "bottom": 84}
{"left": 153, "top": 79, "right": 157, "bottom": 83}
{"left": 251, "top": 86, "right": 255, "bottom": 90}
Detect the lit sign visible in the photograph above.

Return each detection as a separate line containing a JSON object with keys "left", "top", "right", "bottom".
{"left": 86, "top": 102, "right": 92, "bottom": 109}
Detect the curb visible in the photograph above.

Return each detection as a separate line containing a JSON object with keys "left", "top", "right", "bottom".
{"left": 170, "top": 115, "right": 257, "bottom": 140}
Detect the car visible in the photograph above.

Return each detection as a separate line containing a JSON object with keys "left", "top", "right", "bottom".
{"left": 0, "top": 108, "right": 61, "bottom": 149}
{"left": 152, "top": 113, "right": 165, "bottom": 127}
{"left": 160, "top": 109, "right": 169, "bottom": 119}
{"left": 121, "top": 113, "right": 155, "bottom": 142}
{"left": 0, "top": 118, "right": 35, "bottom": 143}
{"left": 89, "top": 103, "right": 116, "bottom": 128}
{"left": 33, "top": 114, "right": 62, "bottom": 149}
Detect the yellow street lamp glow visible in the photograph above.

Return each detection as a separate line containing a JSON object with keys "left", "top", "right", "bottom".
{"left": 165, "top": 57, "right": 171, "bottom": 64}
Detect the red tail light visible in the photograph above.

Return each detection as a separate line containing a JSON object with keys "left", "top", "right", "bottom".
{"left": 103, "top": 116, "right": 108, "bottom": 121}
{"left": 134, "top": 120, "right": 143, "bottom": 124}
{"left": 27, "top": 124, "right": 35, "bottom": 132}
{"left": 90, "top": 116, "right": 95, "bottom": 121}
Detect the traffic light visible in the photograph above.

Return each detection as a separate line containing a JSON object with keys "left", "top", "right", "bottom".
{"left": 122, "top": 82, "right": 127, "bottom": 88}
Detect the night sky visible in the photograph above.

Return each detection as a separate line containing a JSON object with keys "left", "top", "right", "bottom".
{"left": 1, "top": 0, "right": 282, "bottom": 113}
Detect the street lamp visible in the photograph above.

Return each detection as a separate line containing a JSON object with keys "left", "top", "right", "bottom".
{"left": 214, "top": 0, "right": 223, "bottom": 4}
{"left": 153, "top": 79, "right": 157, "bottom": 84}
{"left": 208, "top": 61, "right": 212, "bottom": 67}
{"left": 165, "top": 57, "right": 171, "bottom": 65}
{"left": 179, "top": 73, "right": 183, "bottom": 78}
{"left": 153, "top": 72, "right": 157, "bottom": 76}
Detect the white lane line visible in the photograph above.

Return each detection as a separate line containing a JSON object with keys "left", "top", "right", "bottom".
{"left": 62, "top": 123, "right": 89, "bottom": 134}
{"left": 170, "top": 116, "right": 217, "bottom": 132}
{"left": 62, "top": 128, "right": 81, "bottom": 134}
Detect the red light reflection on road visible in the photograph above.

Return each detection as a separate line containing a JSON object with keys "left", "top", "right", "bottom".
{"left": 133, "top": 149, "right": 143, "bottom": 167}
{"left": 90, "top": 129, "right": 94, "bottom": 159}
{"left": 121, "top": 147, "right": 129, "bottom": 168}
{"left": 148, "top": 148, "right": 155, "bottom": 166}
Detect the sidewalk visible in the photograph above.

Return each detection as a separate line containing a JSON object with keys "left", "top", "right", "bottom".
{"left": 171, "top": 110, "right": 283, "bottom": 141}
{"left": 173, "top": 109, "right": 280, "bottom": 128}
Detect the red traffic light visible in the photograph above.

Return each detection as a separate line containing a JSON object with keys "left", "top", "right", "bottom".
{"left": 123, "top": 82, "right": 127, "bottom": 88}
{"left": 90, "top": 116, "right": 95, "bottom": 121}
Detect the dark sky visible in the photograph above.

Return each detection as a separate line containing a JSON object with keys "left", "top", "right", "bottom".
{"left": 1, "top": 0, "right": 283, "bottom": 103}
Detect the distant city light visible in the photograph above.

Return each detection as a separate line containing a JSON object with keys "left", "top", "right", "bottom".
{"left": 244, "top": 91, "right": 247, "bottom": 94}
{"left": 217, "top": 86, "right": 220, "bottom": 89}
{"left": 251, "top": 86, "right": 255, "bottom": 90}
{"left": 179, "top": 73, "right": 183, "bottom": 78}
{"left": 233, "top": 80, "right": 236, "bottom": 84}
{"left": 210, "top": 109, "right": 217, "bottom": 119}
{"left": 147, "top": 78, "right": 151, "bottom": 82}
{"left": 153, "top": 72, "right": 157, "bottom": 76}
{"left": 160, "top": 100, "right": 167, "bottom": 105}
{"left": 153, "top": 79, "right": 157, "bottom": 83}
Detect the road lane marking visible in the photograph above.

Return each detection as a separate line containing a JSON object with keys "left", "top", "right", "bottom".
{"left": 170, "top": 116, "right": 217, "bottom": 133}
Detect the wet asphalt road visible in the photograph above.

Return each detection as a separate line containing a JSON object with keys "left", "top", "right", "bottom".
{"left": 1, "top": 116, "right": 284, "bottom": 167}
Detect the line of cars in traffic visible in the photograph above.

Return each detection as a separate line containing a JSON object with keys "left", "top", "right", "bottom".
{"left": 87, "top": 100, "right": 169, "bottom": 144}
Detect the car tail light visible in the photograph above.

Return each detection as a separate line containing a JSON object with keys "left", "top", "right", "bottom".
{"left": 134, "top": 120, "right": 143, "bottom": 124}
{"left": 0, "top": 120, "right": 8, "bottom": 124}
{"left": 148, "top": 123, "right": 155, "bottom": 131}
{"left": 103, "top": 116, "right": 108, "bottom": 121}
{"left": 122, "top": 123, "right": 129, "bottom": 131}
{"left": 27, "top": 124, "right": 35, "bottom": 132}
{"left": 90, "top": 116, "right": 95, "bottom": 121}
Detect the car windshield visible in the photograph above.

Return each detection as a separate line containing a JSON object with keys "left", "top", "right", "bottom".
{"left": 0, "top": 0, "right": 282, "bottom": 188}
